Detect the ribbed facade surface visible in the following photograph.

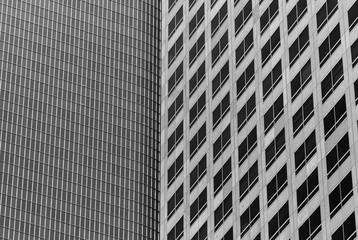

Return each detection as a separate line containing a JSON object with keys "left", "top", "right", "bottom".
{"left": 0, "top": 1, "right": 161, "bottom": 239}
{"left": 161, "top": 0, "right": 358, "bottom": 240}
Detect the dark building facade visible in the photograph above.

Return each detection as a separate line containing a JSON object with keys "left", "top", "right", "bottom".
{"left": 0, "top": 1, "right": 161, "bottom": 239}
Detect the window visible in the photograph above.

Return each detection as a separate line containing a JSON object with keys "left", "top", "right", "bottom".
{"left": 291, "top": 59, "right": 311, "bottom": 101}
{"left": 294, "top": 131, "right": 316, "bottom": 174}
{"left": 237, "top": 92, "right": 255, "bottom": 132}
{"left": 235, "top": 0, "right": 252, "bottom": 35}
{"left": 265, "top": 128, "right": 285, "bottom": 170}
{"left": 240, "top": 196, "right": 260, "bottom": 236}
{"left": 287, "top": 0, "right": 307, "bottom": 33}
{"left": 189, "top": 4, "right": 205, "bottom": 38}
{"left": 332, "top": 213, "right": 357, "bottom": 240}
{"left": 168, "top": 184, "right": 184, "bottom": 219}
{"left": 169, "top": 7, "right": 183, "bottom": 39}
{"left": 190, "top": 123, "right": 206, "bottom": 158}
{"left": 191, "top": 222, "right": 207, "bottom": 240}
{"left": 190, "top": 188, "right": 207, "bottom": 224}
{"left": 263, "top": 60, "right": 282, "bottom": 100}
{"left": 211, "top": 2, "right": 228, "bottom": 36}
{"left": 168, "top": 121, "right": 184, "bottom": 156}
{"left": 269, "top": 201, "right": 290, "bottom": 240}
{"left": 238, "top": 126, "right": 257, "bottom": 166}
{"left": 297, "top": 168, "right": 319, "bottom": 212}
{"left": 319, "top": 24, "right": 340, "bottom": 67}
{"left": 239, "top": 161, "right": 258, "bottom": 200}
{"left": 190, "top": 155, "right": 207, "bottom": 191}
{"left": 321, "top": 59, "right": 344, "bottom": 102}
{"left": 214, "top": 158, "right": 231, "bottom": 195}
{"left": 212, "top": 61, "right": 229, "bottom": 97}
{"left": 212, "top": 31, "right": 229, "bottom": 66}
{"left": 169, "top": 0, "right": 178, "bottom": 12}
{"left": 168, "top": 152, "right": 184, "bottom": 187}
{"left": 190, "top": 92, "right": 206, "bottom": 127}
{"left": 299, "top": 207, "right": 321, "bottom": 240}
{"left": 323, "top": 95, "right": 346, "bottom": 140}
{"left": 260, "top": 0, "right": 279, "bottom": 34}
{"left": 168, "top": 91, "right": 184, "bottom": 124}
{"left": 264, "top": 93, "right": 284, "bottom": 134}
{"left": 190, "top": 32, "right": 205, "bottom": 67}
{"left": 262, "top": 27, "right": 280, "bottom": 67}
{"left": 222, "top": 228, "right": 233, "bottom": 240}
{"left": 267, "top": 164, "right": 287, "bottom": 206}
{"left": 289, "top": 26, "right": 309, "bottom": 67}
{"left": 236, "top": 29, "right": 254, "bottom": 66}
{"left": 168, "top": 62, "right": 184, "bottom": 95}
{"left": 329, "top": 172, "right": 353, "bottom": 218}
{"left": 237, "top": 60, "right": 255, "bottom": 98}
{"left": 214, "top": 192, "right": 232, "bottom": 231}
{"left": 253, "top": 233, "right": 260, "bottom": 240}
{"left": 292, "top": 94, "right": 314, "bottom": 137}
{"left": 351, "top": 38, "right": 358, "bottom": 67}
{"left": 348, "top": 0, "right": 358, "bottom": 31}
{"left": 326, "top": 133, "right": 350, "bottom": 179}
{"left": 213, "top": 125, "right": 231, "bottom": 161}
{"left": 168, "top": 34, "right": 183, "bottom": 67}
{"left": 213, "top": 92, "right": 230, "bottom": 129}
{"left": 189, "top": 0, "right": 197, "bottom": 10}
{"left": 211, "top": 0, "right": 218, "bottom": 8}
{"left": 168, "top": 216, "right": 184, "bottom": 240}
{"left": 355, "top": 79, "right": 358, "bottom": 104}
{"left": 316, "top": 0, "right": 338, "bottom": 32}
{"left": 189, "top": 61, "right": 206, "bottom": 96}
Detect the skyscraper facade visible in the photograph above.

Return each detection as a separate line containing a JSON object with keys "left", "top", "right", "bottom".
{"left": 161, "top": 0, "right": 358, "bottom": 240}
{"left": 0, "top": 1, "right": 161, "bottom": 239}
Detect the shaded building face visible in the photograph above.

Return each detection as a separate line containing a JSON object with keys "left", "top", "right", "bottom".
{"left": 161, "top": 0, "right": 358, "bottom": 240}
{"left": 0, "top": 1, "right": 161, "bottom": 239}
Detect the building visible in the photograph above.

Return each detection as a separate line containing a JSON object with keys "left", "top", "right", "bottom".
{"left": 161, "top": 0, "right": 358, "bottom": 239}
{"left": 0, "top": 1, "right": 161, "bottom": 239}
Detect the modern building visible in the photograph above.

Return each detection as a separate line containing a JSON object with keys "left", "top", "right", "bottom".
{"left": 0, "top": 1, "right": 161, "bottom": 239}
{"left": 161, "top": 0, "right": 358, "bottom": 239}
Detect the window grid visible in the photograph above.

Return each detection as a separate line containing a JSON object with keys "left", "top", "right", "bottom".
{"left": 297, "top": 168, "right": 319, "bottom": 212}
{"left": 212, "top": 61, "right": 229, "bottom": 98}
{"left": 213, "top": 125, "right": 231, "bottom": 162}
{"left": 319, "top": 24, "right": 340, "bottom": 67}
{"left": 190, "top": 155, "right": 207, "bottom": 192}
{"left": 262, "top": 27, "right": 280, "bottom": 67}
{"left": 236, "top": 29, "right": 254, "bottom": 67}
{"left": 211, "top": 2, "right": 228, "bottom": 37}
{"left": 168, "top": 62, "right": 184, "bottom": 96}
{"left": 264, "top": 94, "right": 284, "bottom": 134}
{"left": 214, "top": 157, "right": 232, "bottom": 196}
{"left": 235, "top": 0, "right": 252, "bottom": 36}
{"left": 292, "top": 94, "right": 314, "bottom": 137}
{"left": 239, "top": 161, "right": 259, "bottom": 200}
{"left": 289, "top": 26, "right": 309, "bottom": 67}
{"left": 212, "top": 31, "right": 229, "bottom": 67}
{"left": 321, "top": 59, "right": 344, "bottom": 102}
{"left": 263, "top": 60, "right": 282, "bottom": 100}
{"left": 317, "top": 0, "right": 338, "bottom": 32}
{"left": 295, "top": 131, "right": 316, "bottom": 174}
{"left": 266, "top": 128, "right": 285, "bottom": 170}
{"left": 291, "top": 59, "right": 312, "bottom": 101}
{"left": 329, "top": 172, "right": 353, "bottom": 218}
{"left": 189, "top": 4, "right": 205, "bottom": 38}
{"left": 168, "top": 7, "right": 183, "bottom": 39}
{"left": 237, "top": 92, "right": 256, "bottom": 132}
{"left": 213, "top": 93, "right": 230, "bottom": 129}
{"left": 168, "top": 152, "right": 184, "bottom": 187}
{"left": 238, "top": 126, "right": 257, "bottom": 166}
{"left": 260, "top": 0, "right": 279, "bottom": 34}
{"left": 287, "top": 0, "right": 307, "bottom": 34}
{"left": 267, "top": 164, "right": 287, "bottom": 206}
